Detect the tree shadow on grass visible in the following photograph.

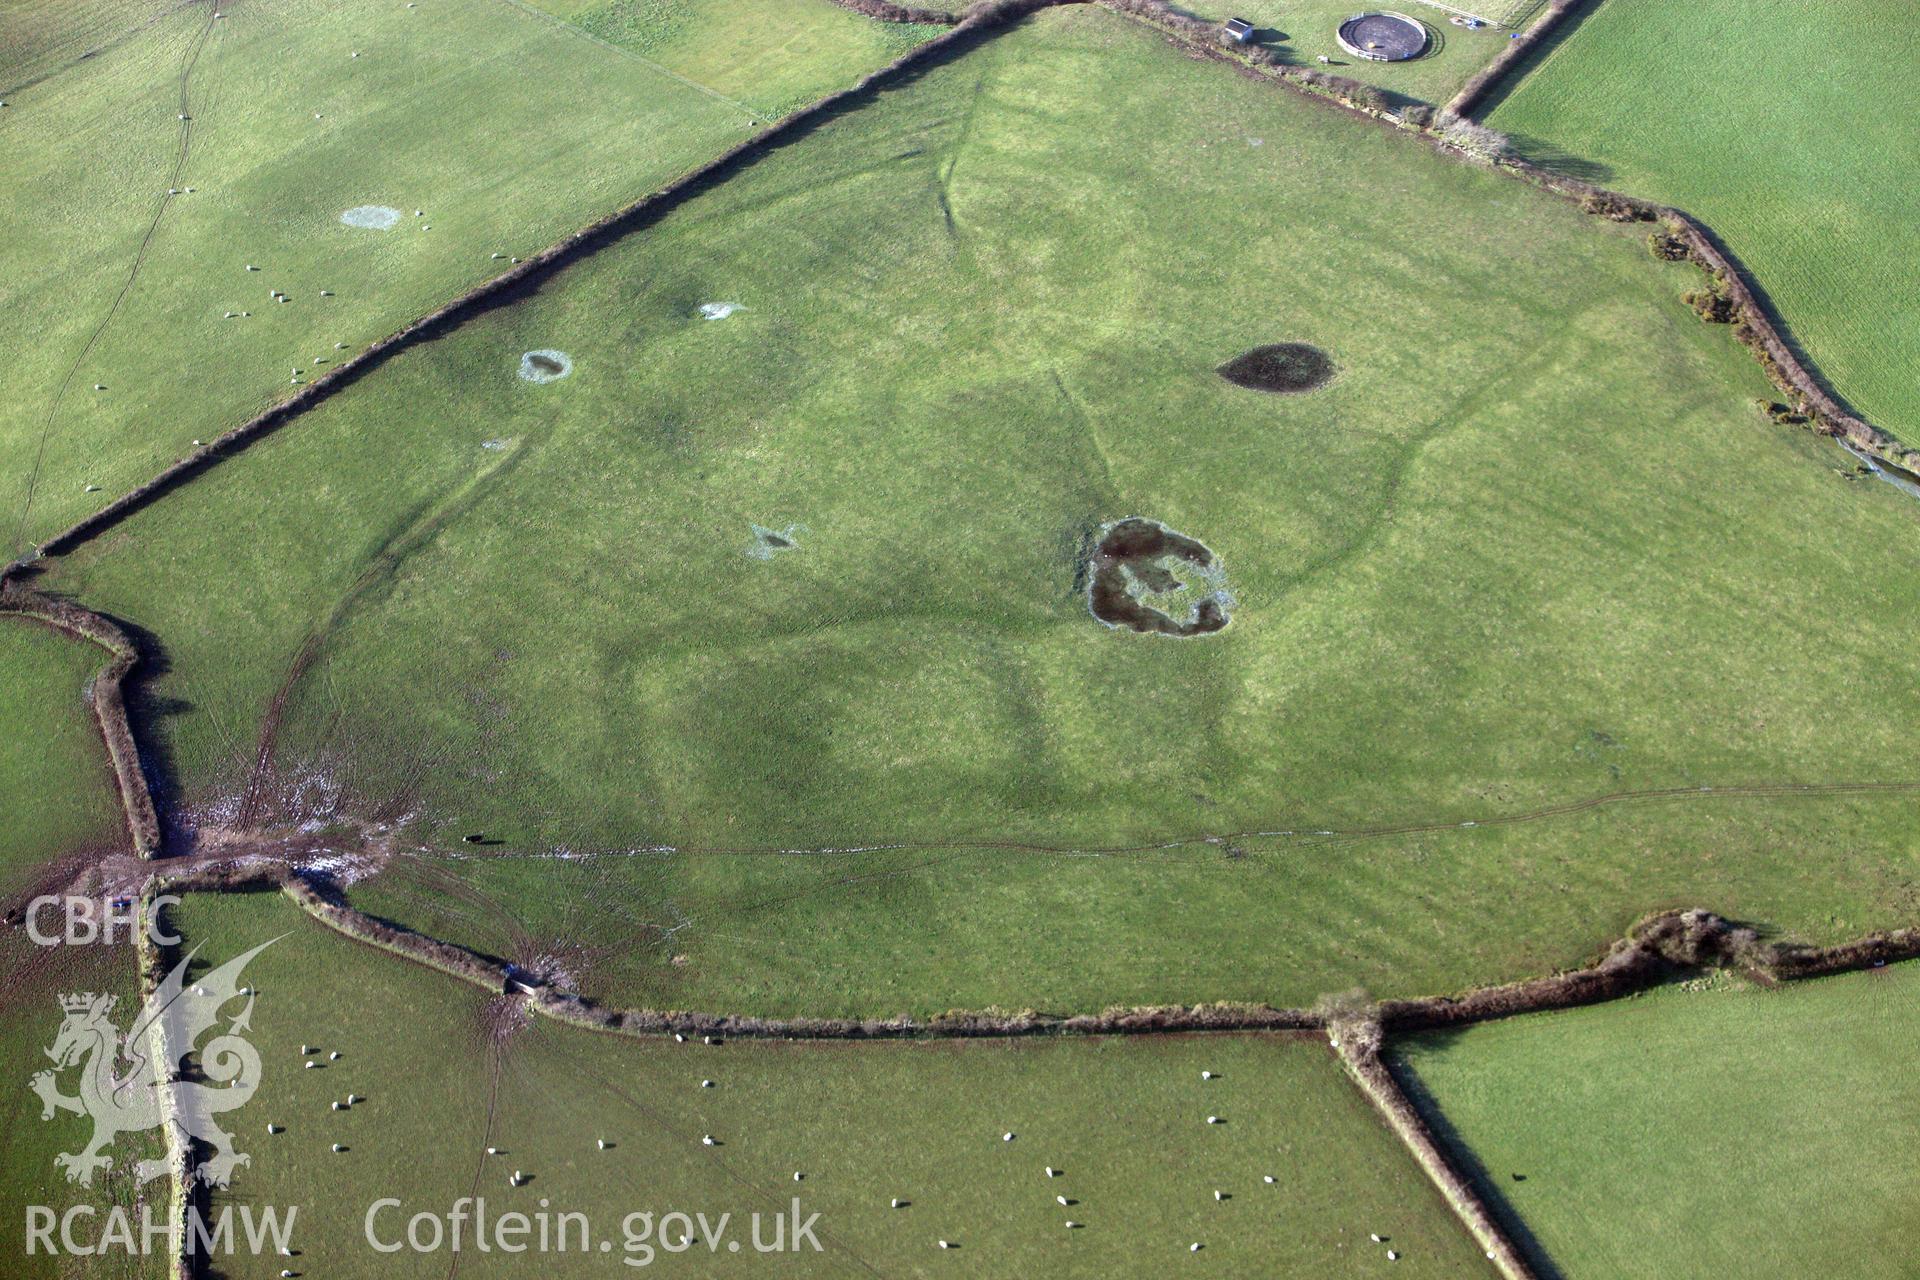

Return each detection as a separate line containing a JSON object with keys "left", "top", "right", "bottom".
{"left": 100, "top": 610, "right": 197, "bottom": 854}
{"left": 1502, "top": 131, "right": 1614, "bottom": 183}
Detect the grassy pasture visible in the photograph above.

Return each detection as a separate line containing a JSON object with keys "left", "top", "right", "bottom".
{"left": 34, "top": 4, "right": 1920, "bottom": 1014}
{"left": 347, "top": 790, "right": 1920, "bottom": 1017}
{"left": 0, "top": 618, "right": 125, "bottom": 895}
{"left": 1484, "top": 0, "right": 1920, "bottom": 443}
{"left": 0, "top": 927, "right": 164, "bottom": 1279}
{"left": 542, "top": 0, "right": 948, "bottom": 121}
{"left": 1393, "top": 962, "right": 1920, "bottom": 1278}
{"left": 0, "top": 0, "right": 933, "bottom": 553}
{"left": 178, "top": 890, "right": 1492, "bottom": 1277}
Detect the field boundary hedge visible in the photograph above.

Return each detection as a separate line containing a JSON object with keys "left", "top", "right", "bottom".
{"left": 149, "top": 865, "right": 1920, "bottom": 1041}
{"left": 0, "top": 0, "right": 1067, "bottom": 575}
{"left": 0, "top": 585, "right": 161, "bottom": 857}
{"left": 1441, "top": 0, "right": 1589, "bottom": 120}
{"left": 1335, "top": 1029, "right": 1539, "bottom": 1278}
{"left": 1103, "top": 0, "right": 1918, "bottom": 470}
{"left": 137, "top": 889, "right": 196, "bottom": 1280}
{"left": 824, "top": 0, "right": 964, "bottom": 23}
{"left": 140, "top": 866, "right": 1920, "bottom": 1279}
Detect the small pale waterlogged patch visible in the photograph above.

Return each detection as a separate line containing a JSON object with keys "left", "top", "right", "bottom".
{"left": 745, "top": 522, "right": 802, "bottom": 560}
{"left": 339, "top": 205, "right": 402, "bottom": 230}
{"left": 517, "top": 350, "right": 572, "bottom": 383}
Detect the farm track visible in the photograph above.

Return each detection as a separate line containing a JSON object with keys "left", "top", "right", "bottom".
{"left": 0, "top": 0, "right": 204, "bottom": 99}
{"left": 6, "top": 6, "right": 1918, "bottom": 1274}
{"left": 8, "top": 0, "right": 219, "bottom": 559}
{"left": 384, "top": 777, "right": 1920, "bottom": 862}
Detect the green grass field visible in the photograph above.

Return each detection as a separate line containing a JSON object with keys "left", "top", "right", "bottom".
{"left": 177, "top": 890, "right": 1492, "bottom": 1277}
{"left": 346, "top": 790, "right": 1920, "bottom": 1017}
{"left": 1484, "top": 0, "right": 1920, "bottom": 444}
{"left": 1183, "top": 0, "right": 1514, "bottom": 107}
{"left": 0, "top": 0, "right": 935, "bottom": 554}
{"left": 0, "top": 618, "right": 125, "bottom": 895}
{"left": 0, "top": 928, "right": 163, "bottom": 1280}
{"left": 1394, "top": 962, "right": 1920, "bottom": 1278}
{"left": 534, "top": 0, "right": 947, "bottom": 121}
{"left": 32, "top": 5, "right": 1920, "bottom": 1014}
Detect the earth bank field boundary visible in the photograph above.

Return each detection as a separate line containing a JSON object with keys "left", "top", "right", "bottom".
{"left": 140, "top": 865, "right": 1920, "bottom": 1280}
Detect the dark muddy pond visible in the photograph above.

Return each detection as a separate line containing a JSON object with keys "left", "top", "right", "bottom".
{"left": 1218, "top": 343, "right": 1334, "bottom": 394}
{"left": 1086, "top": 518, "right": 1233, "bottom": 637}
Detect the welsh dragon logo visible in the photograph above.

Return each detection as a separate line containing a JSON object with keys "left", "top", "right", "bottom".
{"left": 30, "top": 940, "right": 276, "bottom": 1188}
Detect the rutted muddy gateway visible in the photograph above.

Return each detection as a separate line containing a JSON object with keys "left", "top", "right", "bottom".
{"left": 1084, "top": 518, "right": 1234, "bottom": 637}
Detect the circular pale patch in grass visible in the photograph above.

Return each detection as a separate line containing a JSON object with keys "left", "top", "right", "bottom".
{"left": 1217, "top": 343, "right": 1335, "bottom": 394}
{"left": 517, "top": 350, "right": 572, "bottom": 383}
{"left": 339, "top": 205, "right": 402, "bottom": 230}
{"left": 1085, "top": 517, "right": 1233, "bottom": 638}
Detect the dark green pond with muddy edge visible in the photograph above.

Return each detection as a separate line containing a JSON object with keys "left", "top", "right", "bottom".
{"left": 1086, "top": 518, "right": 1234, "bottom": 637}
{"left": 1218, "top": 342, "right": 1334, "bottom": 394}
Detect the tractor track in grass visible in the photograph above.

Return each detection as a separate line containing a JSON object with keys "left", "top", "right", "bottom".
{"left": 0, "top": 0, "right": 204, "bottom": 100}
{"left": 8, "top": 0, "right": 220, "bottom": 560}
{"left": 385, "top": 777, "right": 1920, "bottom": 863}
